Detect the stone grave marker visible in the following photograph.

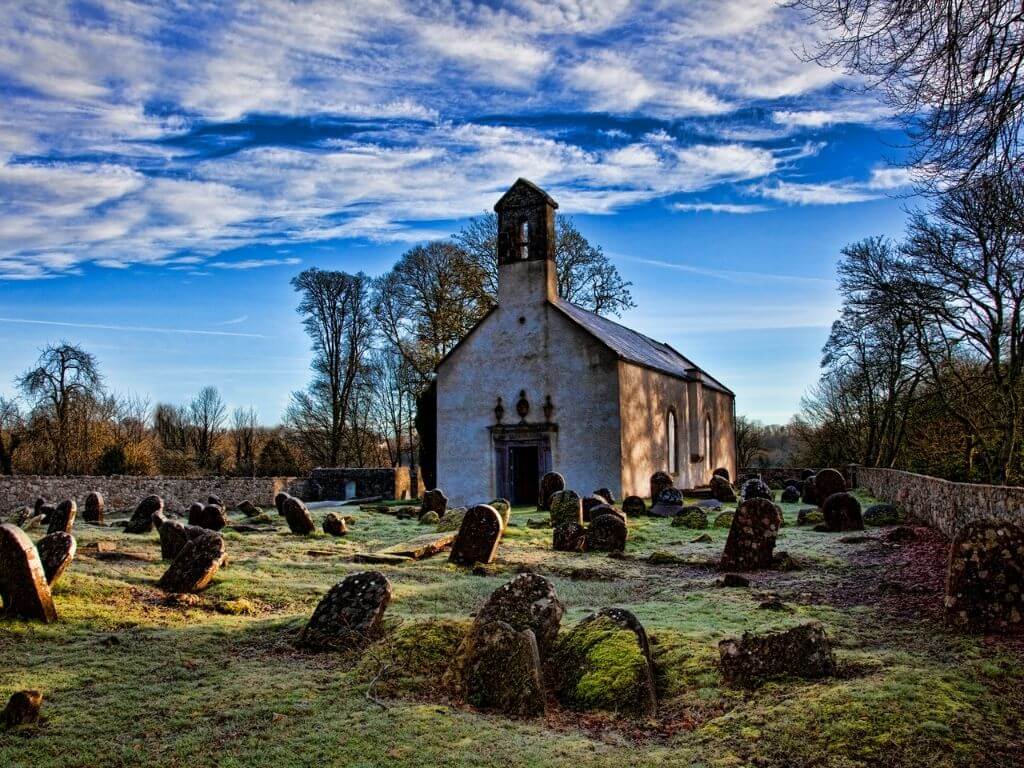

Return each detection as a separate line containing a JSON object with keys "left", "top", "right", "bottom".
{"left": 720, "top": 498, "right": 782, "bottom": 571}
{"left": 0, "top": 523, "right": 56, "bottom": 622}
{"left": 449, "top": 504, "right": 503, "bottom": 566}
{"left": 84, "top": 491, "right": 104, "bottom": 523}
{"left": 538, "top": 471, "right": 565, "bottom": 511}
{"left": 549, "top": 490, "right": 583, "bottom": 528}
{"left": 945, "top": 519, "right": 1024, "bottom": 633}
{"left": 298, "top": 570, "right": 392, "bottom": 650}
{"left": 36, "top": 532, "right": 76, "bottom": 586}
{"left": 156, "top": 532, "right": 226, "bottom": 593}
{"left": 585, "top": 513, "right": 627, "bottom": 553}
{"left": 47, "top": 499, "right": 77, "bottom": 535}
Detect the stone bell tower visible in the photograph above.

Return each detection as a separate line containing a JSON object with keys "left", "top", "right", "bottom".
{"left": 494, "top": 178, "right": 558, "bottom": 307}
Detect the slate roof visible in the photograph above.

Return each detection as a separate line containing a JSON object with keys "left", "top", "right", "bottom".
{"left": 551, "top": 298, "right": 733, "bottom": 395}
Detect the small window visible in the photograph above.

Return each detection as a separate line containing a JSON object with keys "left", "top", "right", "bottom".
{"left": 667, "top": 409, "right": 678, "bottom": 474}
{"left": 705, "top": 416, "right": 713, "bottom": 467}
{"left": 519, "top": 220, "right": 530, "bottom": 259}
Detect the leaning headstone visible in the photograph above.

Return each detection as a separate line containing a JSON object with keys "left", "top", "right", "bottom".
{"left": 274, "top": 492, "right": 289, "bottom": 515}
{"left": 649, "top": 471, "right": 673, "bottom": 504}
{"left": 420, "top": 488, "right": 448, "bottom": 518}
{"left": 538, "top": 472, "right": 565, "bottom": 511}
{"left": 0, "top": 523, "right": 57, "bottom": 622}
{"left": 461, "top": 621, "right": 546, "bottom": 716}
{"left": 741, "top": 478, "right": 772, "bottom": 501}
{"left": 207, "top": 494, "right": 223, "bottom": 507}
{"left": 449, "top": 504, "right": 503, "bottom": 566}
{"left": 190, "top": 503, "right": 228, "bottom": 531}
{"left": 622, "top": 495, "right": 646, "bottom": 517}
{"left": 720, "top": 498, "right": 782, "bottom": 571}
{"left": 585, "top": 513, "right": 627, "bottom": 553}
{"left": 552, "top": 522, "right": 586, "bottom": 552}
{"left": 719, "top": 622, "right": 836, "bottom": 687}
{"left": 581, "top": 495, "right": 610, "bottom": 522}
{"left": 814, "top": 468, "right": 846, "bottom": 505}
{"left": 36, "top": 532, "right": 76, "bottom": 586}
{"left": 2, "top": 690, "right": 42, "bottom": 726}
{"left": 801, "top": 475, "right": 818, "bottom": 505}
{"left": 780, "top": 486, "right": 800, "bottom": 503}
{"left": 158, "top": 520, "right": 208, "bottom": 561}
{"left": 549, "top": 490, "right": 583, "bottom": 528}
{"left": 489, "top": 498, "right": 512, "bottom": 528}
{"left": 593, "top": 487, "right": 616, "bottom": 505}
{"left": 237, "top": 500, "right": 260, "bottom": 517}
{"left": 125, "top": 495, "right": 163, "bottom": 534}
{"left": 84, "top": 491, "right": 104, "bottom": 523}
{"left": 282, "top": 496, "right": 315, "bottom": 535}
{"left": 298, "top": 571, "right": 392, "bottom": 650}
{"left": 473, "top": 573, "right": 564, "bottom": 657}
{"left": 323, "top": 512, "right": 348, "bottom": 537}
{"left": 649, "top": 487, "right": 684, "bottom": 517}
{"left": 156, "top": 532, "right": 226, "bottom": 593}
{"left": 712, "top": 467, "right": 730, "bottom": 482}
{"left": 710, "top": 474, "right": 737, "bottom": 502}
{"left": 945, "top": 519, "right": 1024, "bottom": 633}
{"left": 47, "top": 499, "right": 77, "bottom": 535}
{"left": 549, "top": 608, "right": 656, "bottom": 717}
{"left": 821, "top": 492, "right": 864, "bottom": 532}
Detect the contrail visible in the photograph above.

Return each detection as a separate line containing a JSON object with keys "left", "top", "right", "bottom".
{"left": 0, "top": 317, "right": 269, "bottom": 339}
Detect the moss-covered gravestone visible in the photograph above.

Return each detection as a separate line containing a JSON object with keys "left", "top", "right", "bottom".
{"left": 549, "top": 490, "right": 583, "bottom": 528}
{"left": 719, "top": 622, "right": 835, "bottom": 687}
{"left": 36, "top": 532, "right": 76, "bottom": 586}
{"left": 821, "top": 492, "right": 864, "bottom": 532}
{"left": 649, "top": 471, "right": 673, "bottom": 505}
{"left": 622, "top": 495, "right": 646, "bottom": 517}
{"left": 814, "top": 468, "right": 846, "bottom": 505}
{"left": 720, "top": 498, "right": 782, "bottom": 571}
{"left": 299, "top": 571, "right": 392, "bottom": 650}
{"left": 672, "top": 506, "right": 708, "bottom": 529}
{"left": 125, "top": 495, "right": 163, "bottom": 534}
{"left": 489, "top": 498, "right": 511, "bottom": 528}
{"left": 473, "top": 573, "right": 564, "bottom": 657}
{"left": 741, "top": 478, "right": 772, "bottom": 501}
{"left": 323, "top": 512, "right": 348, "bottom": 536}
{"left": 945, "top": 519, "right": 1024, "bottom": 633}
{"left": 552, "top": 522, "right": 586, "bottom": 552}
{"left": 710, "top": 474, "right": 737, "bottom": 502}
{"left": 585, "top": 513, "right": 627, "bottom": 553}
{"left": 460, "top": 620, "right": 546, "bottom": 717}
{"left": 549, "top": 609, "right": 656, "bottom": 717}
{"left": 84, "top": 491, "right": 104, "bottom": 523}
{"left": 156, "top": 532, "right": 225, "bottom": 593}
{"left": 0, "top": 523, "right": 57, "bottom": 622}
{"left": 864, "top": 503, "right": 903, "bottom": 526}
{"left": 282, "top": 496, "right": 315, "bottom": 535}
{"left": 420, "top": 488, "right": 448, "bottom": 518}
{"left": 158, "top": 520, "right": 208, "bottom": 561}
{"left": 437, "top": 507, "right": 467, "bottom": 532}
{"left": 797, "top": 507, "right": 824, "bottom": 526}
{"left": 538, "top": 471, "right": 565, "bottom": 511}
{"left": 449, "top": 504, "right": 503, "bottom": 566}
{"left": 47, "top": 499, "right": 76, "bottom": 535}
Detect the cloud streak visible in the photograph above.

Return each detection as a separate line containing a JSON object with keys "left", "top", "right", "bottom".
{"left": 0, "top": 317, "right": 269, "bottom": 338}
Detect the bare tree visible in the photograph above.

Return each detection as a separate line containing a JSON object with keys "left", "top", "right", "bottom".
{"left": 17, "top": 342, "right": 103, "bottom": 474}
{"left": 189, "top": 386, "right": 227, "bottom": 471}
{"left": 231, "top": 406, "right": 259, "bottom": 476}
{"left": 0, "top": 397, "right": 24, "bottom": 475}
{"left": 735, "top": 415, "right": 768, "bottom": 469}
{"left": 793, "top": 0, "right": 1024, "bottom": 188}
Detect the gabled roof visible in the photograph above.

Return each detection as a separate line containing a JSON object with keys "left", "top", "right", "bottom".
{"left": 551, "top": 298, "right": 734, "bottom": 395}
{"left": 493, "top": 178, "right": 559, "bottom": 211}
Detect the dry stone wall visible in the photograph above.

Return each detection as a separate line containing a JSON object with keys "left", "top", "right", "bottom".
{"left": 0, "top": 475, "right": 298, "bottom": 515}
{"left": 857, "top": 467, "right": 1024, "bottom": 539}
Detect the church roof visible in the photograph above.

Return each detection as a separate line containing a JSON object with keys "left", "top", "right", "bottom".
{"left": 551, "top": 298, "right": 734, "bottom": 395}
{"left": 493, "top": 178, "right": 559, "bottom": 211}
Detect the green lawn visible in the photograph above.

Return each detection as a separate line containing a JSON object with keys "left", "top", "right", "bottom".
{"left": 2, "top": 493, "right": 1022, "bottom": 767}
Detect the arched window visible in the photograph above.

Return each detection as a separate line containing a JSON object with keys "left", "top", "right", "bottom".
{"left": 705, "top": 416, "right": 713, "bottom": 468}
{"left": 519, "top": 220, "right": 530, "bottom": 259}
{"left": 667, "top": 409, "right": 678, "bottom": 474}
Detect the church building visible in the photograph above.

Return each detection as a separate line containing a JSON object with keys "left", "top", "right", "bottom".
{"left": 434, "top": 179, "right": 736, "bottom": 507}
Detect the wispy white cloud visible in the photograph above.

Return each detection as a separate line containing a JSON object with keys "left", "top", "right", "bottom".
{"left": 671, "top": 202, "right": 770, "bottom": 214}
{"left": 755, "top": 165, "right": 914, "bottom": 206}
{"left": 0, "top": 317, "right": 269, "bottom": 338}
{"left": 623, "top": 256, "right": 834, "bottom": 285}
{"left": 207, "top": 257, "right": 301, "bottom": 270}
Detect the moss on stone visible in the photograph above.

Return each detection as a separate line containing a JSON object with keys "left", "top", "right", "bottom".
{"left": 713, "top": 511, "right": 735, "bottom": 528}
{"left": 358, "top": 618, "right": 470, "bottom": 698}
{"left": 672, "top": 507, "right": 708, "bottom": 529}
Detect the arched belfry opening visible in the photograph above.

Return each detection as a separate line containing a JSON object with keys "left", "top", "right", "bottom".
{"left": 494, "top": 179, "right": 559, "bottom": 307}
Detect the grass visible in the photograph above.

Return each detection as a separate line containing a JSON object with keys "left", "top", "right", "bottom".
{"left": 1, "top": 491, "right": 1022, "bottom": 767}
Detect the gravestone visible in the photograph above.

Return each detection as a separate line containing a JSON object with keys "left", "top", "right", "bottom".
{"left": 33, "top": 498, "right": 48, "bottom": 517}
{"left": 207, "top": 494, "right": 223, "bottom": 507}
{"left": 814, "top": 468, "right": 846, "bottom": 504}
{"left": 797, "top": 507, "right": 823, "bottom": 526}
{"left": 157, "top": 532, "right": 226, "bottom": 593}
{"left": 549, "top": 490, "right": 583, "bottom": 528}
{"left": 298, "top": 571, "right": 392, "bottom": 650}
{"left": 420, "top": 488, "right": 448, "bottom": 518}
{"left": 781, "top": 485, "right": 800, "bottom": 503}
{"left": 36, "top": 504, "right": 56, "bottom": 526}
{"left": 720, "top": 498, "right": 782, "bottom": 571}
{"left": 719, "top": 622, "right": 835, "bottom": 686}
{"left": 585, "top": 513, "right": 627, "bottom": 553}
{"left": 158, "top": 520, "right": 208, "bottom": 561}
{"left": 186, "top": 502, "right": 205, "bottom": 525}
{"left": 589, "top": 503, "right": 625, "bottom": 523}
{"left": 538, "top": 472, "right": 565, "bottom": 511}
{"left": 190, "top": 504, "right": 229, "bottom": 531}
{"left": 821, "top": 492, "right": 864, "bottom": 532}
{"left": 460, "top": 621, "right": 545, "bottom": 717}
{"left": 552, "top": 522, "right": 586, "bottom": 552}
{"left": 36, "top": 532, "right": 76, "bottom": 586}
{"left": 47, "top": 499, "right": 77, "bottom": 535}
{"left": 0, "top": 523, "right": 56, "bottom": 622}
{"left": 282, "top": 496, "right": 315, "bottom": 535}
{"left": 650, "top": 471, "right": 673, "bottom": 504}
{"left": 474, "top": 573, "right": 564, "bottom": 657}
{"left": 274, "top": 492, "right": 289, "bottom": 514}
{"left": 323, "top": 512, "right": 348, "bottom": 536}
{"left": 710, "top": 474, "right": 737, "bottom": 502}
{"left": 237, "top": 500, "right": 260, "bottom": 517}
{"left": 449, "top": 504, "right": 503, "bottom": 566}
{"left": 649, "top": 487, "right": 684, "bottom": 517}
{"left": 489, "top": 498, "right": 512, "bottom": 528}
{"left": 801, "top": 475, "right": 818, "bottom": 505}
{"left": 581, "top": 495, "right": 610, "bottom": 522}
{"left": 801, "top": 468, "right": 815, "bottom": 480}
{"left": 864, "top": 503, "right": 903, "bottom": 526}
{"left": 945, "top": 519, "right": 1024, "bottom": 633}
{"left": 741, "top": 478, "right": 772, "bottom": 501}
{"left": 712, "top": 467, "right": 730, "bottom": 482}
{"left": 622, "top": 495, "right": 646, "bottom": 517}
{"left": 436, "top": 507, "right": 467, "bottom": 532}
{"left": 84, "top": 491, "right": 104, "bottom": 523}
{"left": 593, "top": 487, "right": 616, "bottom": 504}
{"left": 125, "top": 495, "right": 163, "bottom": 534}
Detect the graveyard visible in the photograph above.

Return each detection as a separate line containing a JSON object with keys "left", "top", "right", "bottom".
{"left": 2, "top": 478, "right": 1023, "bottom": 768}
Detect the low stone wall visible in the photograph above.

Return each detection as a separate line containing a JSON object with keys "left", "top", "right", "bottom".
{"left": 740, "top": 466, "right": 858, "bottom": 489}
{"left": 0, "top": 475, "right": 297, "bottom": 515}
{"left": 308, "top": 467, "right": 411, "bottom": 501}
{"left": 858, "top": 467, "right": 1024, "bottom": 539}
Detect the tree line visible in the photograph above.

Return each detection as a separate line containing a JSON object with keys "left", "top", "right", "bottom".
{"left": 0, "top": 213, "right": 632, "bottom": 477}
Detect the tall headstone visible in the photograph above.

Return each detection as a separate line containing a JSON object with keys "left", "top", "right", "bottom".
{"left": 449, "top": 504, "right": 503, "bottom": 566}
{"left": 538, "top": 472, "right": 565, "bottom": 511}
{"left": 282, "top": 496, "right": 315, "bottom": 535}
{"left": 720, "top": 498, "right": 782, "bottom": 571}
{"left": 47, "top": 499, "right": 77, "bottom": 535}
{"left": 156, "top": 532, "right": 226, "bottom": 593}
{"left": 84, "top": 491, "right": 104, "bottom": 523}
{"left": 36, "top": 532, "right": 76, "bottom": 586}
{"left": 125, "top": 495, "right": 163, "bottom": 534}
{"left": 549, "top": 490, "right": 583, "bottom": 528}
{"left": 814, "top": 468, "right": 846, "bottom": 505}
{"left": 0, "top": 524, "right": 56, "bottom": 622}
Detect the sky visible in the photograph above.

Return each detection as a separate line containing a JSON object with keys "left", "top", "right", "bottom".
{"left": 0, "top": 0, "right": 917, "bottom": 425}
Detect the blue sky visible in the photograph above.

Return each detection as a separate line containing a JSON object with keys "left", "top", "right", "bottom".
{"left": 0, "top": 1, "right": 915, "bottom": 425}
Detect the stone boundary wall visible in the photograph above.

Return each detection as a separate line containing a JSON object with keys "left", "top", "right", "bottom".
{"left": 740, "top": 466, "right": 858, "bottom": 488}
{"left": 857, "top": 467, "right": 1024, "bottom": 539}
{"left": 309, "top": 467, "right": 411, "bottom": 501}
{"left": 0, "top": 475, "right": 299, "bottom": 515}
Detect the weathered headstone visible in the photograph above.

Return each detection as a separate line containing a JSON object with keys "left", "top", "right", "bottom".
{"left": 449, "top": 504, "right": 503, "bottom": 566}
{"left": 801, "top": 475, "right": 818, "bottom": 505}
{"left": 436, "top": 506, "right": 467, "bottom": 532}
{"left": 474, "top": 573, "right": 564, "bottom": 656}
{"left": 712, "top": 467, "right": 730, "bottom": 482}
{"left": 593, "top": 487, "right": 616, "bottom": 504}
{"left": 323, "top": 512, "right": 348, "bottom": 537}
{"left": 821, "top": 492, "right": 864, "bottom": 532}
{"left": 274, "top": 492, "right": 289, "bottom": 515}
{"left": 797, "top": 507, "right": 823, "bottom": 526}
{"left": 780, "top": 485, "right": 800, "bottom": 503}
{"left": 207, "top": 494, "right": 223, "bottom": 507}
{"left": 158, "top": 520, "right": 208, "bottom": 561}
{"left": 720, "top": 498, "right": 782, "bottom": 571}
{"left": 84, "top": 491, "right": 104, "bottom": 523}
{"left": 36, "top": 504, "right": 56, "bottom": 526}
{"left": 2, "top": 690, "right": 42, "bottom": 726}
{"left": 282, "top": 495, "right": 315, "bottom": 535}
{"left": 156, "top": 532, "right": 226, "bottom": 593}
{"left": 585, "top": 513, "right": 627, "bottom": 553}
{"left": 864, "top": 503, "right": 903, "bottom": 526}
{"left": 814, "top": 468, "right": 846, "bottom": 504}
{"left": 622, "top": 495, "right": 646, "bottom": 517}
{"left": 581, "top": 495, "right": 611, "bottom": 522}
{"left": 489, "top": 498, "right": 512, "bottom": 528}
{"left": 650, "top": 471, "right": 673, "bottom": 504}
{"left": 298, "top": 571, "right": 392, "bottom": 650}
{"left": 719, "top": 622, "right": 836, "bottom": 686}
{"left": 710, "top": 474, "right": 737, "bottom": 502}
{"left": 47, "top": 499, "right": 77, "bottom": 535}
{"left": 538, "top": 471, "right": 565, "bottom": 511}
{"left": 672, "top": 506, "right": 708, "bottom": 528}
{"left": 945, "top": 519, "right": 1024, "bottom": 633}
{"left": 420, "top": 488, "right": 448, "bottom": 518}
{"left": 552, "top": 522, "right": 586, "bottom": 552}
{"left": 0, "top": 523, "right": 56, "bottom": 622}
{"left": 33, "top": 498, "right": 48, "bottom": 517}
{"left": 125, "top": 495, "right": 163, "bottom": 534}
{"left": 649, "top": 487, "right": 684, "bottom": 517}
{"left": 459, "top": 621, "right": 546, "bottom": 717}
{"left": 36, "top": 532, "right": 76, "bottom": 586}
{"left": 741, "top": 478, "right": 772, "bottom": 501}
{"left": 189, "top": 503, "right": 228, "bottom": 531}
{"left": 549, "top": 489, "right": 583, "bottom": 528}
{"left": 237, "top": 500, "right": 260, "bottom": 517}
